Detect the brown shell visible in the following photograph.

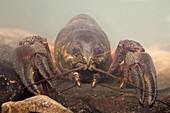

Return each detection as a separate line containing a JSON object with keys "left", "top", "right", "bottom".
{"left": 54, "top": 14, "right": 111, "bottom": 72}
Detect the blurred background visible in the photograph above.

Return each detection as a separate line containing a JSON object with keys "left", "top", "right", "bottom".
{"left": 0, "top": 0, "right": 170, "bottom": 89}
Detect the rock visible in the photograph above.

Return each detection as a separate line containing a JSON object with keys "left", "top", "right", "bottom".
{"left": 1, "top": 95, "right": 73, "bottom": 113}
{"left": 0, "top": 28, "right": 33, "bottom": 48}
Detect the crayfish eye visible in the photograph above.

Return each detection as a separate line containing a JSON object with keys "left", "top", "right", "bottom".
{"left": 94, "top": 48, "right": 102, "bottom": 54}
{"left": 72, "top": 47, "right": 79, "bottom": 55}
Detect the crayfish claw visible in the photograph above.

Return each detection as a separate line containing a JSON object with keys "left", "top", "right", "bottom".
{"left": 13, "top": 36, "right": 55, "bottom": 95}
{"left": 13, "top": 45, "right": 41, "bottom": 95}
{"left": 125, "top": 52, "right": 157, "bottom": 106}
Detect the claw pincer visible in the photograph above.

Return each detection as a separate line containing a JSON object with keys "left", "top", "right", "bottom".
{"left": 125, "top": 52, "right": 157, "bottom": 106}
{"left": 13, "top": 36, "right": 55, "bottom": 95}
{"left": 109, "top": 39, "right": 157, "bottom": 106}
